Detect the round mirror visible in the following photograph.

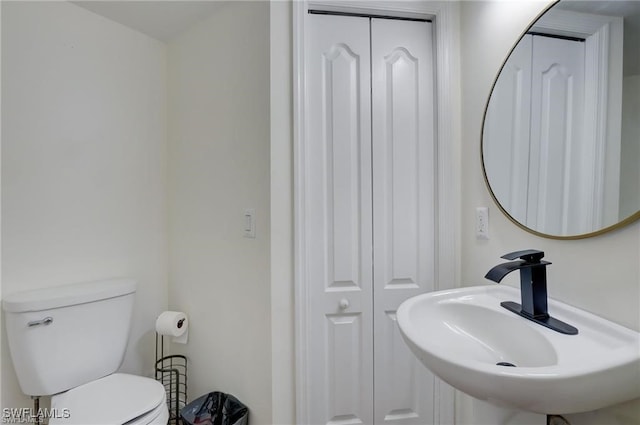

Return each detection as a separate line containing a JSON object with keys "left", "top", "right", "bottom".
{"left": 482, "top": 0, "right": 640, "bottom": 239}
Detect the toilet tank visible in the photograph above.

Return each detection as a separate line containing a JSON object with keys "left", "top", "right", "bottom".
{"left": 2, "top": 278, "right": 136, "bottom": 396}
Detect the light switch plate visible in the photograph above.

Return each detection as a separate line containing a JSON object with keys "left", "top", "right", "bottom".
{"left": 243, "top": 208, "right": 256, "bottom": 238}
{"left": 476, "top": 207, "right": 489, "bottom": 240}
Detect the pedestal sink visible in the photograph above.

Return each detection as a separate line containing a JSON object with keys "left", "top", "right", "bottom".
{"left": 396, "top": 285, "right": 640, "bottom": 414}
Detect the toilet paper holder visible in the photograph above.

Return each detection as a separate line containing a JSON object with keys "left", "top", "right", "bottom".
{"left": 155, "top": 333, "right": 188, "bottom": 424}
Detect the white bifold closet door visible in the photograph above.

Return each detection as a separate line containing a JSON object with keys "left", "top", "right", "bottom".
{"left": 305, "top": 13, "right": 436, "bottom": 425}
{"left": 485, "top": 34, "right": 589, "bottom": 235}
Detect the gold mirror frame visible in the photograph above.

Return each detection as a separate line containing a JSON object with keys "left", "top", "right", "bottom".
{"left": 480, "top": 0, "right": 640, "bottom": 240}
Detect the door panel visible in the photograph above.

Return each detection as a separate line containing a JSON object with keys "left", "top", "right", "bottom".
{"left": 528, "top": 36, "right": 585, "bottom": 235}
{"left": 306, "top": 14, "right": 373, "bottom": 425}
{"left": 325, "top": 314, "right": 366, "bottom": 424}
{"left": 371, "top": 18, "right": 436, "bottom": 425}
{"left": 325, "top": 43, "right": 367, "bottom": 292}
{"left": 305, "top": 14, "right": 437, "bottom": 425}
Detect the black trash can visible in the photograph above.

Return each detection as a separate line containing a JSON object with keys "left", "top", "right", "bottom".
{"left": 180, "top": 392, "right": 249, "bottom": 425}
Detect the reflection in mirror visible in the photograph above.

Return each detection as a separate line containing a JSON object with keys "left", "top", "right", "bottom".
{"left": 482, "top": 0, "right": 640, "bottom": 238}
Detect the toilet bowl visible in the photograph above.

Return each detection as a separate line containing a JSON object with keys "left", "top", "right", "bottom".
{"left": 2, "top": 279, "right": 169, "bottom": 425}
{"left": 49, "top": 374, "right": 168, "bottom": 425}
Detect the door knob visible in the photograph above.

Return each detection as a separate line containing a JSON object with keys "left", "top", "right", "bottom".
{"left": 339, "top": 298, "right": 350, "bottom": 310}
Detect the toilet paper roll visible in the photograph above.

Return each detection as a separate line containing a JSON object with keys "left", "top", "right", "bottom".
{"left": 155, "top": 311, "right": 189, "bottom": 344}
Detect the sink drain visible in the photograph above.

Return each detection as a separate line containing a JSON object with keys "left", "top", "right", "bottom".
{"left": 496, "top": 361, "right": 517, "bottom": 367}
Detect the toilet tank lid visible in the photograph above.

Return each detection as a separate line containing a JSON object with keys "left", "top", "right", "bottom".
{"left": 2, "top": 278, "right": 136, "bottom": 313}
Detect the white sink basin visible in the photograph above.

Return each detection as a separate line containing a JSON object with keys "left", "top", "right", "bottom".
{"left": 396, "top": 285, "right": 640, "bottom": 414}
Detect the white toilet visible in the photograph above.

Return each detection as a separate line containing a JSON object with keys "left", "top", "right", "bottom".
{"left": 2, "top": 278, "right": 169, "bottom": 425}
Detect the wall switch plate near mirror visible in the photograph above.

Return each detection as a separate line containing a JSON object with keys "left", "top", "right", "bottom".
{"left": 481, "top": 0, "right": 640, "bottom": 239}
{"left": 476, "top": 207, "right": 490, "bottom": 239}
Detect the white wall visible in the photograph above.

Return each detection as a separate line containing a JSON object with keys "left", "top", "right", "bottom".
{"left": 167, "top": 2, "right": 272, "bottom": 424}
{"left": 460, "top": 1, "right": 640, "bottom": 424}
{"left": 1, "top": 0, "right": 168, "bottom": 410}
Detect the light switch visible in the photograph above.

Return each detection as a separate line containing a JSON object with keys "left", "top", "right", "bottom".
{"left": 243, "top": 208, "right": 256, "bottom": 238}
{"left": 476, "top": 207, "right": 489, "bottom": 240}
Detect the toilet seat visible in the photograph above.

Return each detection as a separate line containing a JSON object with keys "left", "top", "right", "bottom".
{"left": 123, "top": 398, "right": 167, "bottom": 425}
{"left": 50, "top": 373, "right": 167, "bottom": 425}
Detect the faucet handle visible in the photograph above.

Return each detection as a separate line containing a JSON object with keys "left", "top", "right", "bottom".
{"left": 501, "top": 249, "right": 545, "bottom": 263}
